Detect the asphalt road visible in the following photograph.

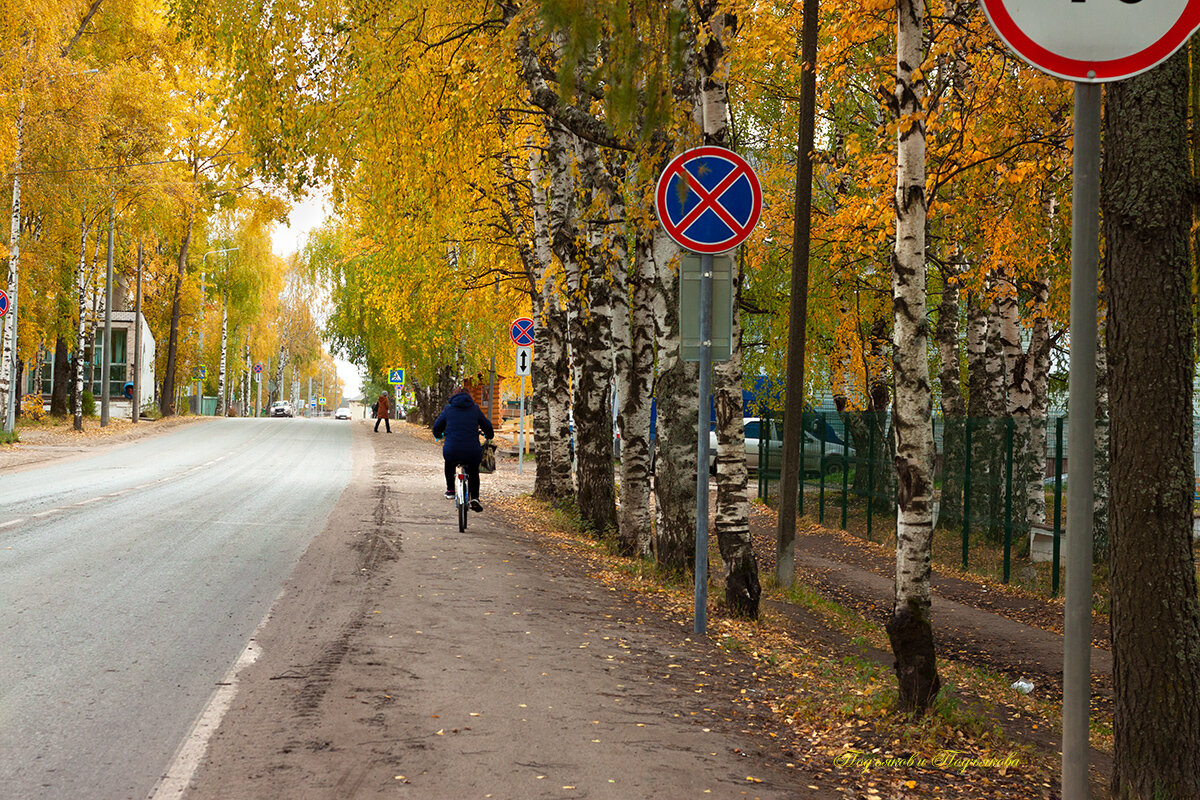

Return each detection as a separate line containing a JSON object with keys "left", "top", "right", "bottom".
{"left": 0, "top": 418, "right": 353, "bottom": 800}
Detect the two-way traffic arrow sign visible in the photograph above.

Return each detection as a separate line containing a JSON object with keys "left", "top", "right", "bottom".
{"left": 515, "top": 346, "right": 532, "bottom": 376}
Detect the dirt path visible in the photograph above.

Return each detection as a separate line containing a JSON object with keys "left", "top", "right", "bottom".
{"left": 748, "top": 509, "right": 1111, "bottom": 715}
{"left": 179, "top": 423, "right": 813, "bottom": 800}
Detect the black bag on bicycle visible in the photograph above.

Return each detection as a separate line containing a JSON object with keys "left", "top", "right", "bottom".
{"left": 479, "top": 440, "right": 497, "bottom": 474}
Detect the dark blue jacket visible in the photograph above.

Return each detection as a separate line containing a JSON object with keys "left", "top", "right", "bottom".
{"left": 432, "top": 392, "right": 494, "bottom": 464}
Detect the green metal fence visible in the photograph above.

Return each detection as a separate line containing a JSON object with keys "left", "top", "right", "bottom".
{"left": 753, "top": 411, "right": 1070, "bottom": 596}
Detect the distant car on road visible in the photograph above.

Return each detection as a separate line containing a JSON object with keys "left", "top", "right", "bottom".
{"left": 335, "top": 406, "right": 351, "bottom": 420}
{"left": 270, "top": 401, "right": 294, "bottom": 418}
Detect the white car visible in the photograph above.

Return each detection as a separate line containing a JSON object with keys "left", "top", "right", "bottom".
{"left": 335, "top": 406, "right": 351, "bottom": 420}
{"left": 709, "top": 417, "right": 855, "bottom": 474}
{"left": 270, "top": 401, "right": 294, "bottom": 418}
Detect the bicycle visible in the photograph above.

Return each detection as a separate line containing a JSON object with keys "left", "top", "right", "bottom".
{"left": 454, "top": 462, "right": 470, "bottom": 531}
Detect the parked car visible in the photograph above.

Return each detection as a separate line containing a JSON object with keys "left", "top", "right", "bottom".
{"left": 270, "top": 401, "right": 294, "bottom": 418}
{"left": 335, "top": 406, "right": 351, "bottom": 420}
{"left": 709, "top": 417, "right": 855, "bottom": 475}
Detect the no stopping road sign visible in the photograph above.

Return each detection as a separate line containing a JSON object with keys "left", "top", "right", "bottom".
{"left": 981, "top": 0, "right": 1200, "bottom": 82}
{"left": 655, "top": 146, "right": 762, "bottom": 254}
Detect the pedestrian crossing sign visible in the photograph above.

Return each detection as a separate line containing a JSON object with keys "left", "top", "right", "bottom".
{"left": 389, "top": 368, "right": 405, "bottom": 385}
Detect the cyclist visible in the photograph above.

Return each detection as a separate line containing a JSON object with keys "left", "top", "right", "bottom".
{"left": 431, "top": 387, "right": 494, "bottom": 511}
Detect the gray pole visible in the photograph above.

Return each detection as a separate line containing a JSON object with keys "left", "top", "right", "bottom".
{"left": 1063, "top": 81, "right": 1100, "bottom": 800}
{"left": 694, "top": 251, "right": 714, "bottom": 635}
{"left": 133, "top": 242, "right": 142, "bottom": 423}
{"left": 100, "top": 206, "right": 113, "bottom": 426}
{"left": 775, "top": 0, "right": 820, "bottom": 590}
{"left": 518, "top": 375, "right": 526, "bottom": 475}
{"left": 196, "top": 268, "right": 205, "bottom": 415}
{"left": 308, "top": 376, "right": 312, "bottom": 417}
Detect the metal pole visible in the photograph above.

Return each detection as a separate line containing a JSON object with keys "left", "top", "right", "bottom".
{"left": 100, "top": 206, "right": 113, "bottom": 426}
{"left": 694, "top": 252, "right": 713, "bottom": 635}
{"left": 1063, "top": 81, "right": 1100, "bottom": 800}
{"left": 196, "top": 267, "right": 205, "bottom": 415}
{"left": 518, "top": 375, "right": 526, "bottom": 475}
{"left": 133, "top": 243, "right": 142, "bottom": 423}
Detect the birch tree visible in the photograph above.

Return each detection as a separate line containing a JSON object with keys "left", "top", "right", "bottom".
{"left": 886, "top": 0, "right": 939, "bottom": 714}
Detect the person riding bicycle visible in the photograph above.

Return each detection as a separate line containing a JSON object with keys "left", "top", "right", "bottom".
{"left": 431, "top": 387, "right": 494, "bottom": 511}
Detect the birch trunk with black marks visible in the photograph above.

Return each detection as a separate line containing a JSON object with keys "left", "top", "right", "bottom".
{"left": 935, "top": 259, "right": 965, "bottom": 531}
{"left": 73, "top": 212, "right": 91, "bottom": 431}
{"left": 615, "top": 228, "right": 656, "bottom": 557}
{"left": 571, "top": 140, "right": 619, "bottom": 535}
{"left": 216, "top": 288, "right": 228, "bottom": 417}
{"left": 1, "top": 94, "right": 25, "bottom": 427}
{"left": 1024, "top": 269, "right": 1051, "bottom": 531}
{"left": 1104, "top": 50, "right": 1200, "bottom": 800}
{"left": 694, "top": 0, "right": 758, "bottom": 616}
{"left": 997, "top": 264, "right": 1032, "bottom": 546}
{"left": 652, "top": 227, "right": 697, "bottom": 571}
{"left": 513, "top": 144, "right": 572, "bottom": 503}
{"left": 886, "top": 0, "right": 939, "bottom": 714}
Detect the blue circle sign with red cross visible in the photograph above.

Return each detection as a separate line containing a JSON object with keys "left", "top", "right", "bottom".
{"left": 510, "top": 317, "right": 535, "bottom": 347}
{"left": 0, "top": 289, "right": 7, "bottom": 318}
{"left": 655, "top": 145, "right": 763, "bottom": 254}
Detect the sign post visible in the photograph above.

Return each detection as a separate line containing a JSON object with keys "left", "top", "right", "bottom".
{"left": 253, "top": 363, "right": 262, "bottom": 417}
{"left": 511, "top": 321, "right": 535, "bottom": 475}
{"left": 655, "top": 145, "right": 762, "bottom": 636}
{"left": 979, "top": 4, "right": 1200, "bottom": 798}
{"left": 514, "top": 344, "right": 533, "bottom": 474}
{"left": 389, "top": 368, "right": 405, "bottom": 424}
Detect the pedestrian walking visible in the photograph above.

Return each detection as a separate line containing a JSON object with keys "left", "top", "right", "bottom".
{"left": 374, "top": 391, "right": 391, "bottom": 433}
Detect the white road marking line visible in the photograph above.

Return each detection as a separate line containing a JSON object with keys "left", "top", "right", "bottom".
{"left": 148, "top": 592, "right": 280, "bottom": 800}
{"left": 31, "top": 510, "right": 57, "bottom": 518}
{"left": 0, "top": 518, "right": 24, "bottom": 529}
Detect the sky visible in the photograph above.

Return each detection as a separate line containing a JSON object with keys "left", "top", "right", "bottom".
{"left": 270, "top": 189, "right": 365, "bottom": 400}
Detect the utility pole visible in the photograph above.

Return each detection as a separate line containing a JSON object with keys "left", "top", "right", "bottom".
{"left": 775, "top": 0, "right": 820, "bottom": 588}
{"left": 100, "top": 205, "right": 114, "bottom": 426}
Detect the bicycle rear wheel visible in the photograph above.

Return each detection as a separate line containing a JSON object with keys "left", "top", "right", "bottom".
{"left": 456, "top": 470, "right": 468, "bottom": 531}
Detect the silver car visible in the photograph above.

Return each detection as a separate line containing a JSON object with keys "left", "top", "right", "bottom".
{"left": 710, "top": 417, "right": 855, "bottom": 474}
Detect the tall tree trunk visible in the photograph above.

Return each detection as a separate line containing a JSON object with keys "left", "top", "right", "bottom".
{"left": 886, "top": 0, "right": 939, "bottom": 715}
{"left": 693, "top": 0, "right": 759, "bottom": 615}
{"left": 1, "top": 93, "right": 25, "bottom": 429}
{"left": 935, "top": 259, "right": 965, "bottom": 530}
{"left": 652, "top": 227, "right": 698, "bottom": 572}
{"left": 51, "top": 334, "right": 69, "bottom": 416}
{"left": 571, "top": 142, "right": 619, "bottom": 535}
{"left": 161, "top": 215, "right": 194, "bottom": 416}
{"left": 1094, "top": 299, "right": 1110, "bottom": 562}
{"left": 73, "top": 211, "right": 91, "bottom": 431}
{"left": 1025, "top": 267, "right": 1052, "bottom": 531}
{"left": 615, "top": 229, "right": 656, "bottom": 557}
{"left": 1105, "top": 49, "right": 1200, "bottom": 800}
{"left": 997, "top": 262, "right": 1031, "bottom": 547}
{"left": 714, "top": 253, "right": 759, "bottom": 616}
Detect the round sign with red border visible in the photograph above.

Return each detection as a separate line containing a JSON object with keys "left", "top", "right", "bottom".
{"left": 0, "top": 289, "right": 7, "bottom": 318}
{"left": 981, "top": 0, "right": 1200, "bottom": 83}
{"left": 510, "top": 317, "right": 535, "bottom": 347}
{"left": 655, "top": 146, "right": 762, "bottom": 254}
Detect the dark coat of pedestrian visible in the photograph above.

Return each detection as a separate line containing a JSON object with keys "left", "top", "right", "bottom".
{"left": 375, "top": 392, "right": 391, "bottom": 433}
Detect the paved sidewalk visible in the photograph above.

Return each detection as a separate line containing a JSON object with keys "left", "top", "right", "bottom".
{"left": 177, "top": 423, "right": 812, "bottom": 800}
